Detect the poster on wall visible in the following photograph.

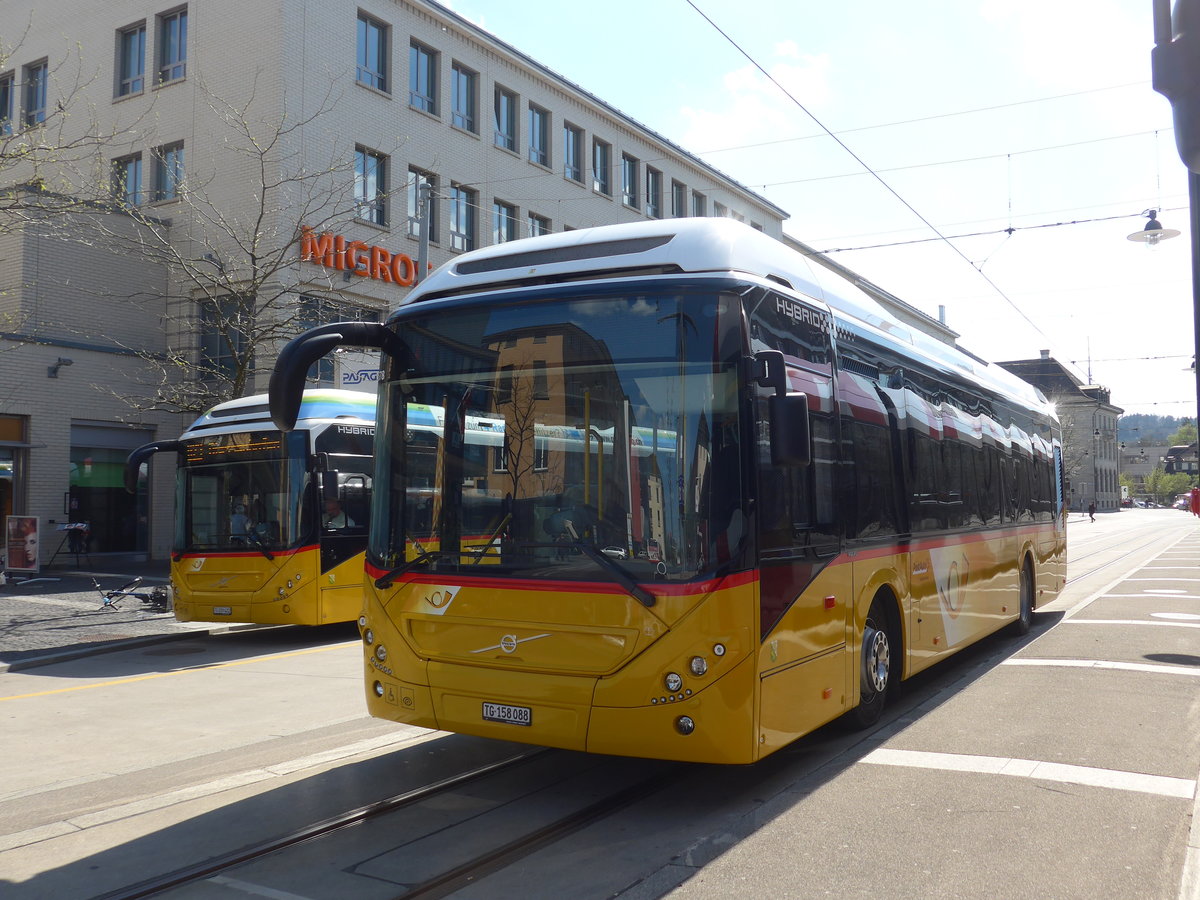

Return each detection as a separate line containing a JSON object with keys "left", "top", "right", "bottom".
{"left": 6, "top": 515, "right": 39, "bottom": 573}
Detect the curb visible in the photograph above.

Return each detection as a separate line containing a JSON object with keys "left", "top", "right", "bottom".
{"left": 0, "top": 622, "right": 272, "bottom": 674}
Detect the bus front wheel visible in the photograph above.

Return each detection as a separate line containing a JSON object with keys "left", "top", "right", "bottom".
{"left": 850, "top": 597, "right": 892, "bottom": 728}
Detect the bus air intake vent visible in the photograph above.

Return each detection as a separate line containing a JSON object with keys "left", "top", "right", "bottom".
{"left": 210, "top": 402, "right": 271, "bottom": 419}
{"left": 840, "top": 356, "right": 881, "bottom": 380}
{"left": 454, "top": 234, "right": 674, "bottom": 276}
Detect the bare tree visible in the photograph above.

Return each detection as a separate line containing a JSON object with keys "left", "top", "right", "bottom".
{"left": 68, "top": 75, "right": 403, "bottom": 413}
{"left": 0, "top": 24, "right": 150, "bottom": 231}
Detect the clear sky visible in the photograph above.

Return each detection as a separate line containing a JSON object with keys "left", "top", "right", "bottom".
{"left": 442, "top": 0, "right": 1195, "bottom": 418}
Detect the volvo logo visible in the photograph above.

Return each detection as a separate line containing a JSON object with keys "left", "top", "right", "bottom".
{"left": 471, "top": 632, "right": 551, "bottom": 654}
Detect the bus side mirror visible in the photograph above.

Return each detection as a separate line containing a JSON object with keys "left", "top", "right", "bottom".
{"left": 123, "top": 440, "right": 183, "bottom": 494}
{"left": 769, "top": 393, "right": 811, "bottom": 467}
{"left": 269, "top": 321, "right": 404, "bottom": 432}
{"left": 320, "top": 470, "right": 339, "bottom": 500}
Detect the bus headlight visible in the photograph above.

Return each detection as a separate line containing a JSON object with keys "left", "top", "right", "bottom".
{"left": 373, "top": 681, "right": 385, "bottom": 697}
{"left": 713, "top": 643, "right": 726, "bottom": 657}
{"left": 358, "top": 615, "right": 368, "bottom": 628}
{"left": 689, "top": 656, "right": 708, "bottom": 677}
{"left": 675, "top": 716, "right": 696, "bottom": 735}
{"left": 664, "top": 672, "right": 683, "bottom": 693}
{"left": 375, "top": 644, "right": 388, "bottom": 662}
{"left": 364, "top": 628, "right": 375, "bottom": 645}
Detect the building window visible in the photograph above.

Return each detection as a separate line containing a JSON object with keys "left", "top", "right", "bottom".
{"left": 117, "top": 24, "right": 146, "bottom": 96}
{"left": 157, "top": 8, "right": 187, "bottom": 83}
{"left": 407, "top": 167, "right": 437, "bottom": 241}
{"left": 592, "top": 138, "right": 611, "bottom": 195}
{"left": 528, "top": 212, "right": 550, "bottom": 237}
{"left": 671, "top": 180, "right": 686, "bottom": 217}
{"left": 563, "top": 123, "right": 582, "bottom": 182}
{"left": 533, "top": 360, "right": 549, "bottom": 399}
{"left": 0, "top": 74, "right": 13, "bottom": 136}
{"left": 645, "top": 167, "right": 662, "bottom": 218}
{"left": 714, "top": 201, "right": 727, "bottom": 218}
{"left": 409, "top": 40, "right": 437, "bottom": 114}
{"left": 356, "top": 13, "right": 388, "bottom": 92}
{"left": 494, "top": 85, "right": 516, "bottom": 152}
{"left": 355, "top": 146, "right": 387, "bottom": 225}
{"left": 112, "top": 153, "right": 143, "bottom": 207}
{"left": 298, "top": 296, "right": 374, "bottom": 383}
{"left": 23, "top": 61, "right": 47, "bottom": 126}
{"left": 449, "top": 184, "right": 476, "bottom": 252}
{"left": 528, "top": 103, "right": 549, "bottom": 167}
{"left": 451, "top": 63, "right": 476, "bottom": 132}
{"left": 153, "top": 141, "right": 183, "bottom": 201}
{"left": 199, "top": 294, "right": 250, "bottom": 386}
{"left": 493, "top": 200, "right": 517, "bottom": 244}
{"left": 692, "top": 191, "right": 707, "bottom": 217}
{"left": 621, "top": 154, "right": 639, "bottom": 208}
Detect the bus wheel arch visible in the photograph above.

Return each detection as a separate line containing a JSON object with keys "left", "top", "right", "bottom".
{"left": 848, "top": 586, "right": 901, "bottom": 729}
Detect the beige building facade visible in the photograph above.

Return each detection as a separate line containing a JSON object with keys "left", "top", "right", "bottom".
{"left": 0, "top": 0, "right": 788, "bottom": 564}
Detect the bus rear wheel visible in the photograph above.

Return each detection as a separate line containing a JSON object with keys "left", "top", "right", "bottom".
{"left": 850, "top": 597, "right": 892, "bottom": 728}
{"left": 1011, "top": 559, "right": 1034, "bottom": 636}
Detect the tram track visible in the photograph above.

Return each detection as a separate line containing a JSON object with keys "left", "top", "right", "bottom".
{"left": 93, "top": 750, "right": 549, "bottom": 900}
{"left": 1062, "top": 519, "right": 1188, "bottom": 587}
{"left": 94, "top": 745, "right": 685, "bottom": 900}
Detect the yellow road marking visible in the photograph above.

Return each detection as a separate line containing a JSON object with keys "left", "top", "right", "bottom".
{"left": 0, "top": 642, "right": 358, "bottom": 702}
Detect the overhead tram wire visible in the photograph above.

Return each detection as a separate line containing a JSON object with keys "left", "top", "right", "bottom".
{"left": 683, "top": 0, "right": 1054, "bottom": 346}
{"left": 757, "top": 129, "right": 1174, "bottom": 191}
{"left": 819, "top": 206, "right": 1190, "bottom": 253}
{"left": 699, "top": 80, "right": 1153, "bottom": 156}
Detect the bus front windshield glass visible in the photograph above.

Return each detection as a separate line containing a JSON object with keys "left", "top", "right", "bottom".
{"left": 177, "top": 430, "right": 308, "bottom": 553}
{"left": 371, "top": 286, "right": 746, "bottom": 584}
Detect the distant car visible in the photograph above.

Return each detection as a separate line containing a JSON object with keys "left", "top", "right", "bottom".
{"left": 1174, "top": 498, "right": 1191, "bottom": 510}
{"left": 601, "top": 546, "right": 627, "bottom": 559}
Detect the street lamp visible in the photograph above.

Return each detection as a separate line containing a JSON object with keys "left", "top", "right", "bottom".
{"left": 1127, "top": 209, "right": 1181, "bottom": 246}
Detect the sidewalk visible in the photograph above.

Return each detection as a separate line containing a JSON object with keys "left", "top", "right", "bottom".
{"left": 0, "top": 560, "right": 255, "bottom": 673}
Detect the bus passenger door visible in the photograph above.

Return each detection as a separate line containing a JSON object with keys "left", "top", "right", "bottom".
{"left": 755, "top": 365, "right": 849, "bottom": 746}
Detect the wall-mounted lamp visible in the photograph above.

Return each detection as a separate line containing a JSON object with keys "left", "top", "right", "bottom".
{"left": 1126, "top": 209, "right": 1181, "bottom": 247}
{"left": 47, "top": 357, "right": 73, "bottom": 378}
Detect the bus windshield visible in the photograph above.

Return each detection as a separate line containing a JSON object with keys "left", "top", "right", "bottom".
{"left": 371, "top": 285, "right": 747, "bottom": 584}
{"left": 176, "top": 430, "right": 309, "bottom": 553}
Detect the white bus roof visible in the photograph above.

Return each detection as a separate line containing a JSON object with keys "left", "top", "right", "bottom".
{"left": 401, "top": 219, "right": 1051, "bottom": 418}
{"left": 183, "top": 389, "right": 375, "bottom": 439}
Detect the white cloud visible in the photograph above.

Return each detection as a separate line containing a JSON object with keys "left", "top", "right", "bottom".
{"left": 679, "top": 50, "right": 832, "bottom": 154}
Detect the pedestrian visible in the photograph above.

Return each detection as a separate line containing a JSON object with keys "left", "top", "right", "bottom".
{"left": 1088, "top": 501, "right": 1096, "bottom": 523}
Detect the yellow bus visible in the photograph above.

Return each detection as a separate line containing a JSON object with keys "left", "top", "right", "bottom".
{"left": 270, "top": 220, "right": 1066, "bottom": 763}
{"left": 126, "top": 389, "right": 374, "bottom": 626}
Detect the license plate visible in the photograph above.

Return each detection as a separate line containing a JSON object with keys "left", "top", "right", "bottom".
{"left": 213, "top": 606, "right": 232, "bottom": 616}
{"left": 482, "top": 701, "right": 532, "bottom": 726}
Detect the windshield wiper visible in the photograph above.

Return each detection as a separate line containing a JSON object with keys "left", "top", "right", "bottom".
{"left": 572, "top": 540, "right": 656, "bottom": 607}
{"left": 244, "top": 531, "right": 274, "bottom": 561}
{"left": 374, "top": 549, "right": 444, "bottom": 589}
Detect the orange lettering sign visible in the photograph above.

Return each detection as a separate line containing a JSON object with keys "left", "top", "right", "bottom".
{"left": 300, "top": 226, "right": 416, "bottom": 286}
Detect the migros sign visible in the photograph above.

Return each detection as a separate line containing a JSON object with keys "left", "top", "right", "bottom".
{"left": 300, "top": 226, "right": 420, "bottom": 286}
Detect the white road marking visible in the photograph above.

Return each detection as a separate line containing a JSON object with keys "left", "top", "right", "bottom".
{"left": 863, "top": 748, "right": 1195, "bottom": 799}
{"left": 1062, "top": 618, "right": 1200, "bottom": 629}
{"left": 1003, "top": 658, "right": 1200, "bottom": 677}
